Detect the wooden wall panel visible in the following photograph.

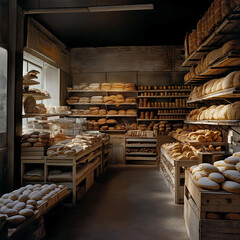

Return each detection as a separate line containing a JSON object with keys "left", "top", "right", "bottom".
{"left": 60, "top": 70, "right": 72, "bottom": 106}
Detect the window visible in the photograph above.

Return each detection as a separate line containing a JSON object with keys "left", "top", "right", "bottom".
{"left": 0, "top": 47, "right": 7, "bottom": 147}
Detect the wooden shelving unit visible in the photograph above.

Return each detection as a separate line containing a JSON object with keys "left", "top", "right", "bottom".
{"left": 182, "top": 5, "right": 240, "bottom": 67}
{"left": 187, "top": 87, "right": 240, "bottom": 103}
{"left": 138, "top": 107, "right": 196, "bottom": 109}
{"left": 67, "top": 88, "right": 137, "bottom": 93}
{"left": 184, "top": 120, "right": 240, "bottom": 126}
{"left": 184, "top": 170, "right": 240, "bottom": 240}
{"left": 22, "top": 113, "right": 70, "bottom": 118}
{"left": 137, "top": 118, "right": 186, "bottom": 122}
{"left": 185, "top": 52, "right": 240, "bottom": 84}
{"left": 137, "top": 95, "right": 189, "bottom": 98}
{"left": 23, "top": 92, "right": 51, "bottom": 100}
{"left": 125, "top": 137, "right": 157, "bottom": 164}
{"left": 70, "top": 115, "right": 137, "bottom": 118}
{"left": 138, "top": 89, "right": 192, "bottom": 92}
{"left": 21, "top": 143, "right": 103, "bottom": 207}
{"left": 159, "top": 147, "right": 199, "bottom": 204}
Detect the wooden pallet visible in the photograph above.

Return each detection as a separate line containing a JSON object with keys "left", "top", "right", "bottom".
{"left": 184, "top": 170, "right": 240, "bottom": 240}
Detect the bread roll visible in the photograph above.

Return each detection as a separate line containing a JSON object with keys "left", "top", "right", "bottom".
{"left": 233, "top": 71, "right": 240, "bottom": 87}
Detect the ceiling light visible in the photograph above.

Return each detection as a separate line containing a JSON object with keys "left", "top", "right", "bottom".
{"left": 89, "top": 4, "right": 154, "bottom": 12}
{"left": 23, "top": 4, "right": 154, "bottom": 15}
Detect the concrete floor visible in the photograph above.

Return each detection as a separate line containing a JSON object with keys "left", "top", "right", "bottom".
{"left": 45, "top": 165, "right": 188, "bottom": 240}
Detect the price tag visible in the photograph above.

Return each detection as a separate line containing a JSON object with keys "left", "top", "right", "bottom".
{"left": 146, "top": 131, "right": 154, "bottom": 138}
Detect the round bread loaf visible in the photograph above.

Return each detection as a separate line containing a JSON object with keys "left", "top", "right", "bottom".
{"left": 19, "top": 209, "right": 34, "bottom": 218}
{"left": 199, "top": 163, "right": 220, "bottom": 173}
{"left": 222, "top": 181, "right": 240, "bottom": 193}
{"left": 233, "top": 152, "right": 240, "bottom": 157}
{"left": 27, "top": 138, "right": 38, "bottom": 143}
{"left": 225, "top": 213, "right": 240, "bottom": 220}
{"left": 206, "top": 212, "right": 221, "bottom": 219}
{"left": 197, "top": 177, "right": 220, "bottom": 190}
{"left": 208, "top": 172, "right": 225, "bottom": 183}
{"left": 224, "top": 156, "right": 240, "bottom": 165}
{"left": 214, "top": 160, "right": 236, "bottom": 170}
{"left": 21, "top": 142, "right": 32, "bottom": 148}
{"left": 222, "top": 170, "right": 240, "bottom": 183}
{"left": 7, "top": 215, "right": 26, "bottom": 228}
{"left": 192, "top": 166, "right": 203, "bottom": 174}
{"left": 39, "top": 132, "right": 50, "bottom": 139}
{"left": 236, "top": 162, "right": 240, "bottom": 172}
{"left": 193, "top": 171, "right": 208, "bottom": 180}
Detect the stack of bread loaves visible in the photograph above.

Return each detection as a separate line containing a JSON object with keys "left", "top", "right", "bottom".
{"left": 185, "top": 39, "right": 240, "bottom": 82}
{"left": 47, "top": 133, "right": 102, "bottom": 157}
{"left": 112, "top": 83, "right": 125, "bottom": 90}
{"left": 89, "top": 83, "right": 100, "bottom": 90}
{"left": 187, "top": 102, "right": 240, "bottom": 121}
{"left": 21, "top": 132, "right": 50, "bottom": 147}
{"left": 0, "top": 184, "right": 65, "bottom": 228}
{"left": 190, "top": 154, "right": 240, "bottom": 193}
{"left": 90, "top": 96, "right": 103, "bottom": 103}
{"left": 101, "top": 83, "right": 112, "bottom": 90}
{"left": 188, "top": 70, "right": 240, "bottom": 100}
{"left": 186, "top": 1, "right": 239, "bottom": 58}
{"left": 162, "top": 142, "right": 198, "bottom": 161}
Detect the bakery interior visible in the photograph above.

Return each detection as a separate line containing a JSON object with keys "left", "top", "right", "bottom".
{"left": 1, "top": 0, "right": 240, "bottom": 239}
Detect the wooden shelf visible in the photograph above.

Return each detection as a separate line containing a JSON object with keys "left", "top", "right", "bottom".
{"left": 70, "top": 115, "right": 137, "bottom": 118}
{"left": 125, "top": 156, "right": 156, "bottom": 161}
{"left": 22, "top": 113, "right": 70, "bottom": 118}
{"left": 187, "top": 87, "right": 240, "bottom": 103}
{"left": 185, "top": 52, "right": 240, "bottom": 84}
{"left": 126, "top": 144, "right": 156, "bottom": 148}
{"left": 99, "top": 130, "right": 126, "bottom": 133}
{"left": 137, "top": 95, "right": 189, "bottom": 98}
{"left": 138, "top": 89, "right": 192, "bottom": 92}
{"left": 138, "top": 107, "right": 196, "bottom": 109}
{"left": 23, "top": 92, "right": 51, "bottom": 100}
{"left": 126, "top": 138, "right": 157, "bottom": 142}
{"left": 67, "top": 103, "right": 137, "bottom": 106}
{"left": 137, "top": 119, "right": 185, "bottom": 121}
{"left": 126, "top": 152, "right": 156, "bottom": 156}
{"left": 172, "top": 137, "right": 225, "bottom": 146}
{"left": 157, "top": 113, "right": 188, "bottom": 116}
{"left": 67, "top": 88, "right": 137, "bottom": 93}
{"left": 182, "top": 5, "right": 240, "bottom": 67}
{"left": 184, "top": 120, "right": 240, "bottom": 126}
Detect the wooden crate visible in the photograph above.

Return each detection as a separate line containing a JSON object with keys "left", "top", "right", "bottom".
{"left": 184, "top": 170, "right": 240, "bottom": 240}
{"left": 160, "top": 147, "right": 199, "bottom": 204}
{"left": 21, "top": 147, "right": 47, "bottom": 157}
